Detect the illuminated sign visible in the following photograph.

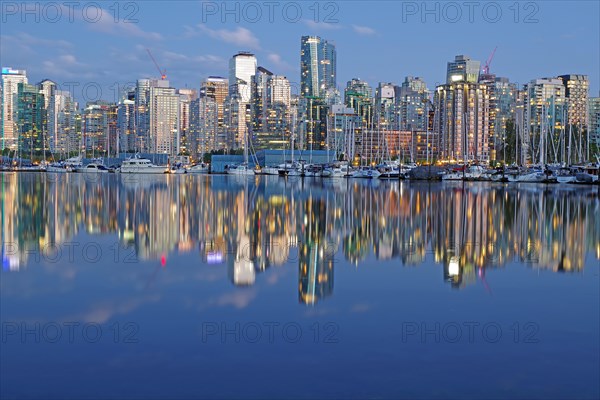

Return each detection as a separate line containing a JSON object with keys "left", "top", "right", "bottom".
{"left": 1, "top": 68, "right": 22, "bottom": 75}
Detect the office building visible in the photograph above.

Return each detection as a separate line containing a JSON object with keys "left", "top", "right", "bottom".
{"left": 15, "top": 83, "right": 46, "bottom": 158}
{"left": 433, "top": 82, "right": 491, "bottom": 163}
{"left": 558, "top": 74, "right": 589, "bottom": 127}
{"left": 300, "top": 36, "right": 336, "bottom": 98}
{"left": 1, "top": 67, "right": 28, "bottom": 150}
{"left": 446, "top": 55, "right": 480, "bottom": 84}
{"left": 229, "top": 52, "right": 257, "bottom": 102}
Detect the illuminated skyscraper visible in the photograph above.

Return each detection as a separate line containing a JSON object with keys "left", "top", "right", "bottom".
{"left": 117, "top": 91, "right": 136, "bottom": 153}
{"left": 82, "top": 101, "right": 117, "bottom": 155}
{"left": 15, "top": 83, "right": 46, "bottom": 158}
{"left": 177, "top": 88, "right": 197, "bottom": 155}
{"left": 446, "top": 55, "right": 480, "bottom": 84}
{"left": 1, "top": 67, "right": 28, "bottom": 150}
{"left": 345, "top": 79, "right": 373, "bottom": 129}
{"left": 522, "top": 78, "right": 567, "bottom": 164}
{"left": 434, "top": 82, "right": 490, "bottom": 163}
{"left": 194, "top": 76, "right": 228, "bottom": 154}
{"left": 589, "top": 97, "right": 600, "bottom": 147}
{"left": 229, "top": 52, "right": 257, "bottom": 102}
{"left": 300, "top": 36, "right": 336, "bottom": 98}
{"left": 149, "top": 84, "right": 180, "bottom": 156}
{"left": 558, "top": 74, "right": 589, "bottom": 127}
{"left": 398, "top": 76, "right": 430, "bottom": 132}
{"left": 375, "top": 82, "right": 396, "bottom": 130}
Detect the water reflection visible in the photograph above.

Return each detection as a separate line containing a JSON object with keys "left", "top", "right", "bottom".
{"left": 1, "top": 173, "right": 599, "bottom": 299}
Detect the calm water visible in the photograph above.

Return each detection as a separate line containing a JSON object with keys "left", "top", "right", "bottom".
{"left": 1, "top": 173, "right": 599, "bottom": 399}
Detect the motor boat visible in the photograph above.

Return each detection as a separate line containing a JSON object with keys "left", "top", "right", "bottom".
{"left": 442, "top": 171, "right": 464, "bottom": 181}
{"left": 227, "top": 163, "right": 256, "bottom": 176}
{"left": 46, "top": 162, "right": 72, "bottom": 173}
{"left": 79, "top": 163, "right": 110, "bottom": 173}
{"left": 554, "top": 167, "right": 577, "bottom": 184}
{"left": 187, "top": 163, "right": 209, "bottom": 174}
{"left": 377, "top": 163, "right": 400, "bottom": 179}
{"left": 321, "top": 162, "right": 351, "bottom": 178}
{"left": 260, "top": 166, "right": 280, "bottom": 175}
{"left": 350, "top": 166, "right": 381, "bottom": 179}
{"left": 118, "top": 155, "right": 169, "bottom": 174}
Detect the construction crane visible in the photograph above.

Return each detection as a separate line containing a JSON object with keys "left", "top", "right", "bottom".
{"left": 482, "top": 46, "right": 497, "bottom": 75}
{"left": 146, "top": 48, "right": 166, "bottom": 80}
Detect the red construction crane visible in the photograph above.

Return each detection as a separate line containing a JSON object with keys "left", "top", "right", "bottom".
{"left": 146, "top": 48, "right": 167, "bottom": 80}
{"left": 482, "top": 46, "right": 497, "bottom": 75}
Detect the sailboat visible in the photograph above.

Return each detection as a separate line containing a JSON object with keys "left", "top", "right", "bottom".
{"left": 227, "top": 123, "right": 256, "bottom": 176}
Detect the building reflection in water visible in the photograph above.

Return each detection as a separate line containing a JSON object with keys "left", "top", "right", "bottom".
{"left": 1, "top": 173, "right": 598, "bottom": 298}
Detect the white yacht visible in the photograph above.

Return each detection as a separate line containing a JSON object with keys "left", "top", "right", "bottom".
{"left": 516, "top": 169, "right": 547, "bottom": 183}
{"left": 79, "top": 163, "right": 109, "bottom": 173}
{"left": 442, "top": 171, "right": 464, "bottom": 181}
{"left": 227, "top": 163, "right": 256, "bottom": 176}
{"left": 46, "top": 162, "right": 72, "bottom": 173}
{"left": 187, "top": 163, "right": 209, "bottom": 174}
{"left": 119, "top": 156, "right": 168, "bottom": 174}
{"left": 260, "top": 166, "right": 280, "bottom": 175}
{"left": 321, "top": 163, "right": 351, "bottom": 178}
{"left": 350, "top": 166, "right": 381, "bottom": 179}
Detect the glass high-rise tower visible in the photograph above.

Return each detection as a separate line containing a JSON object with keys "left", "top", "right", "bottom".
{"left": 229, "top": 52, "right": 257, "bottom": 103}
{"left": 300, "top": 36, "right": 336, "bottom": 98}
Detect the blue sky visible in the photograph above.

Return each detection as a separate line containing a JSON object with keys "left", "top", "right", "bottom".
{"left": 2, "top": 1, "right": 598, "bottom": 104}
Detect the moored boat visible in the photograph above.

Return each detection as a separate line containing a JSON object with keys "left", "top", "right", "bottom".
{"left": 118, "top": 155, "right": 169, "bottom": 174}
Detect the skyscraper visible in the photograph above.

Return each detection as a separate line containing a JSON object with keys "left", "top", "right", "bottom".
{"left": 50, "top": 89, "right": 78, "bottom": 154}
{"left": 345, "top": 79, "right": 373, "bottom": 129}
{"left": 522, "top": 78, "right": 567, "bottom": 164}
{"left": 135, "top": 78, "right": 161, "bottom": 152}
{"left": 252, "top": 66, "right": 273, "bottom": 134}
{"left": 300, "top": 36, "right": 336, "bottom": 98}
{"left": 1, "top": 67, "right": 28, "bottom": 150}
{"left": 83, "top": 101, "right": 117, "bottom": 155}
{"left": 434, "top": 82, "right": 490, "bottom": 163}
{"left": 589, "top": 97, "right": 600, "bottom": 147}
{"left": 447, "top": 55, "right": 480, "bottom": 84}
{"left": 252, "top": 69, "right": 292, "bottom": 148}
{"left": 117, "top": 96, "right": 136, "bottom": 153}
{"left": 398, "top": 76, "right": 430, "bottom": 132}
{"left": 178, "top": 88, "right": 198, "bottom": 155}
{"left": 197, "top": 76, "right": 228, "bottom": 153}
{"left": 375, "top": 82, "right": 396, "bottom": 130}
{"left": 558, "top": 74, "right": 589, "bottom": 127}
{"left": 228, "top": 53, "right": 257, "bottom": 149}
{"left": 229, "top": 52, "right": 257, "bottom": 102}
{"left": 15, "top": 83, "right": 46, "bottom": 158}
{"left": 149, "top": 83, "right": 180, "bottom": 155}
{"left": 481, "top": 76, "right": 517, "bottom": 162}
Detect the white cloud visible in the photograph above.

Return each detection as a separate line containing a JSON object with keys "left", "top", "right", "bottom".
{"left": 303, "top": 19, "right": 342, "bottom": 31}
{"left": 198, "top": 25, "right": 260, "bottom": 50}
{"left": 352, "top": 25, "right": 376, "bottom": 36}
{"left": 267, "top": 53, "right": 294, "bottom": 71}
{"left": 57, "top": 4, "right": 163, "bottom": 41}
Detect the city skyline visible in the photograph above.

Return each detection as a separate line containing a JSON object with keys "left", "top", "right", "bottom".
{"left": 1, "top": 1, "right": 598, "bottom": 104}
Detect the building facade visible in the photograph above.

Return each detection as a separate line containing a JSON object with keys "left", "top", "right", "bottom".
{"left": 434, "top": 82, "right": 491, "bottom": 163}
{"left": 1, "top": 67, "right": 28, "bottom": 150}
{"left": 300, "top": 36, "right": 336, "bottom": 98}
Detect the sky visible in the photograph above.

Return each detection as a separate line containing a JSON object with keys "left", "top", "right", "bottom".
{"left": 2, "top": 0, "right": 599, "bottom": 104}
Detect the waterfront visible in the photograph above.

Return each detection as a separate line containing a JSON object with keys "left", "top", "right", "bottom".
{"left": 1, "top": 173, "right": 599, "bottom": 399}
